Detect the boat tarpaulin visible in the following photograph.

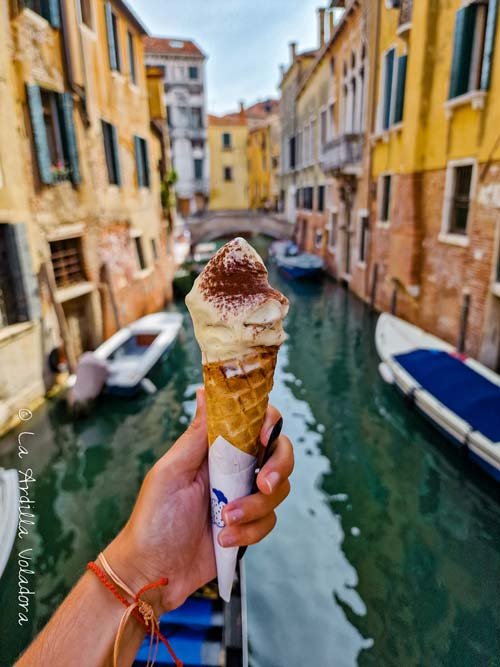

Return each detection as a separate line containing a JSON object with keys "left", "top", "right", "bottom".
{"left": 394, "top": 349, "right": 500, "bottom": 443}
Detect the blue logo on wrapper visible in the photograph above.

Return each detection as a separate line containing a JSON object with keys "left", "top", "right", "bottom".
{"left": 211, "top": 488, "right": 228, "bottom": 527}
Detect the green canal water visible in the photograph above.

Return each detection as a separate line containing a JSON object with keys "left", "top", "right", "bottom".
{"left": 1, "top": 235, "right": 500, "bottom": 666}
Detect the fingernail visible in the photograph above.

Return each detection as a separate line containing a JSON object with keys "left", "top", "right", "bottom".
{"left": 265, "top": 418, "right": 283, "bottom": 446}
{"left": 265, "top": 471, "right": 280, "bottom": 493}
{"left": 225, "top": 508, "right": 244, "bottom": 525}
{"left": 219, "top": 532, "right": 237, "bottom": 548}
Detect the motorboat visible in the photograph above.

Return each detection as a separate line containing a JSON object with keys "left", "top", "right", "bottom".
{"left": 376, "top": 313, "right": 500, "bottom": 482}
{"left": 269, "top": 240, "right": 298, "bottom": 260}
{"left": 276, "top": 252, "right": 324, "bottom": 280}
{"left": 0, "top": 468, "right": 19, "bottom": 580}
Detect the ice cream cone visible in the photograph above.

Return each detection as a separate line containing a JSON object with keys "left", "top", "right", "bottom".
{"left": 203, "top": 346, "right": 278, "bottom": 457}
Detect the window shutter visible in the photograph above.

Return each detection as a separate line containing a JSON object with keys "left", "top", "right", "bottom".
{"left": 142, "top": 139, "right": 150, "bottom": 188}
{"left": 111, "top": 124, "right": 121, "bottom": 186}
{"left": 41, "top": 0, "right": 61, "bottom": 28}
{"left": 59, "top": 93, "right": 81, "bottom": 185}
{"left": 5, "top": 224, "right": 41, "bottom": 322}
{"left": 134, "top": 135, "right": 144, "bottom": 187}
{"left": 105, "top": 2, "right": 117, "bottom": 71}
{"left": 394, "top": 54, "right": 407, "bottom": 124}
{"left": 449, "top": 6, "right": 477, "bottom": 99}
{"left": 481, "top": 0, "right": 499, "bottom": 90}
{"left": 382, "top": 49, "right": 395, "bottom": 130}
{"left": 26, "top": 84, "right": 53, "bottom": 185}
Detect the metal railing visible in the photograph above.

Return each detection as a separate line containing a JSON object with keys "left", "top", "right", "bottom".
{"left": 320, "top": 134, "right": 363, "bottom": 172}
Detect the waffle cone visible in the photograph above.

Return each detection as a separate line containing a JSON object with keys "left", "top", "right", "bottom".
{"left": 203, "top": 346, "right": 278, "bottom": 456}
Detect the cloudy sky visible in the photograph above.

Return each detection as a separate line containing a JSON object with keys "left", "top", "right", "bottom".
{"left": 131, "top": 0, "right": 323, "bottom": 114}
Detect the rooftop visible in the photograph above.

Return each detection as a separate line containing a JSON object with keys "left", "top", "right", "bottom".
{"left": 144, "top": 36, "right": 206, "bottom": 59}
{"left": 208, "top": 112, "right": 247, "bottom": 127}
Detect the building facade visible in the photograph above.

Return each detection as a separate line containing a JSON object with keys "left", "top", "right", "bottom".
{"left": 246, "top": 99, "right": 280, "bottom": 211}
{"left": 144, "top": 36, "right": 209, "bottom": 218}
{"left": 208, "top": 107, "right": 249, "bottom": 211}
{"left": 0, "top": 0, "right": 173, "bottom": 433}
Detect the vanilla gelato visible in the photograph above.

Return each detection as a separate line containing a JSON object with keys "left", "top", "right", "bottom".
{"left": 186, "top": 238, "right": 289, "bottom": 363}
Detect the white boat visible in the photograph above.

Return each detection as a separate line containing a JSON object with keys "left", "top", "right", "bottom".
{"left": 72, "top": 312, "right": 183, "bottom": 401}
{"left": 376, "top": 313, "right": 500, "bottom": 482}
{"left": 0, "top": 468, "right": 19, "bottom": 580}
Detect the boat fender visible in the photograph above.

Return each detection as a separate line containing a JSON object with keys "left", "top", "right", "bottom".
{"left": 140, "top": 378, "right": 157, "bottom": 395}
{"left": 378, "top": 362, "right": 394, "bottom": 385}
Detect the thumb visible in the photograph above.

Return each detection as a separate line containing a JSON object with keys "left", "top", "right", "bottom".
{"left": 169, "top": 387, "right": 208, "bottom": 470}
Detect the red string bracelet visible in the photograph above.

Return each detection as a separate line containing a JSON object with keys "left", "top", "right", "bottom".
{"left": 87, "top": 560, "right": 183, "bottom": 667}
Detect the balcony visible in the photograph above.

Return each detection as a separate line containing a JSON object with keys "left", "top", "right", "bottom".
{"left": 397, "top": 0, "right": 412, "bottom": 35}
{"left": 320, "top": 134, "right": 363, "bottom": 173}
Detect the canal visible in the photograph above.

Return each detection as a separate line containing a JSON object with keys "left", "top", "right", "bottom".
{"left": 1, "top": 235, "right": 500, "bottom": 666}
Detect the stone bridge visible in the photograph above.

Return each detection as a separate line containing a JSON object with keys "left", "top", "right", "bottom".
{"left": 186, "top": 210, "right": 294, "bottom": 246}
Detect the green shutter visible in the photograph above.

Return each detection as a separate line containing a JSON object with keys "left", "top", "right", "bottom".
{"left": 383, "top": 49, "right": 395, "bottom": 130}
{"left": 59, "top": 92, "right": 81, "bottom": 185}
{"left": 40, "top": 0, "right": 60, "bottom": 28}
{"left": 111, "top": 124, "right": 121, "bottom": 186}
{"left": 142, "top": 139, "right": 150, "bottom": 188}
{"left": 134, "top": 135, "right": 144, "bottom": 187}
{"left": 481, "top": 0, "right": 499, "bottom": 90}
{"left": 105, "top": 2, "right": 118, "bottom": 71}
{"left": 394, "top": 55, "right": 407, "bottom": 124}
{"left": 26, "top": 84, "right": 53, "bottom": 185}
{"left": 449, "top": 6, "right": 477, "bottom": 99}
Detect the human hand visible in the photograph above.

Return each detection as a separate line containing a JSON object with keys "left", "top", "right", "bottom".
{"left": 105, "top": 387, "right": 293, "bottom": 614}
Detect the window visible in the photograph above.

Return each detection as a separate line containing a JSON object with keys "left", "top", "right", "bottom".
{"left": 222, "top": 132, "right": 232, "bottom": 149}
{"left": 194, "top": 158, "right": 203, "bottom": 180}
{"left": 190, "top": 107, "right": 203, "bottom": 129}
{"left": 317, "top": 185, "right": 325, "bottom": 212}
{"left": 134, "top": 136, "right": 150, "bottom": 188}
{"left": 21, "top": 0, "right": 60, "bottom": 27}
{"left": 224, "top": 166, "right": 233, "bottom": 181}
{"left": 128, "top": 31, "right": 136, "bottom": 84}
{"left": 393, "top": 55, "right": 407, "bottom": 124}
{"left": 166, "top": 106, "right": 172, "bottom": 128}
{"left": 379, "top": 48, "right": 396, "bottom": 131}
{"left": 328, "top": 102, "right": 336, "bottom": 139}
{"left": 449, "top": 1, "right": 496, "bottom": 98}
{"left": 151, "top": 238, "right": 158, "bottom": 261}
{"left": 297, "top": 130, "right": 303, "bottom": 167}
{"left": 77, "top": 0, "right": 92, "bottom": 27}
{"left": 26, "top": 85, "right": 81, "bottom": 186}
{"left": 188, "top": 66, "right": 199, "bottom": 80}
{"left": 358, "top": 213, "right": 369, "bottom": 263}
{"left": 303, "top": 186, "right": 313, "bottom": 210}
{"left": 0, "top": 223, "right": 39, "bottom": 326}
{"left": 101, "top": 120, "right": 121, "bottom": 185}
{"left": 134, "top": 236, "right": 147, "bottom": 270}
{"left": 315, "top": 229, "right": 323, "bottom": 250}
{"left": 105, "top": 2, "right": 121, "bottom": 72}
{"left": 289, "top": 136, "right": 296, "bottom": 169}
{"left": 50, "top": 237, "right": 86, "bottom": 287}
{"left": 191, "top": 139, "right": 204, "bottom": 149}
{"left": 443, "top": 162, "right": 475, "bottom": 236}
{"left": 328, "top": 212, "right": 338, "bottom": 251}
{"left": 320, "top": 109, "right": 327, "bottom": 147}
{"left": 310, "top": 118, "right": 316, "bottom": 162}
{"left": 295, "top": 188, "right": 301, "bottom": 209}
{"left": 378, "top": 174, "right": 392, "bottom": 222}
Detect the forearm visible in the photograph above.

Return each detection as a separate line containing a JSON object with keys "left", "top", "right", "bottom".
{"left": 17, "top": 570, "right": 146, "bottom": 667}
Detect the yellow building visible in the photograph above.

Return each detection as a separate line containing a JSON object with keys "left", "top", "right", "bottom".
{"left": 246, "top": 99, "right": 280, "bottom": 211}
{"left": 369, "top": 0, "right": 500, "bottom": 368}
{"left": 0, "top": 0, "right": 173, "bottom": 432}
{"left": 208, "top": 108, "right": 249, "bottom": 210}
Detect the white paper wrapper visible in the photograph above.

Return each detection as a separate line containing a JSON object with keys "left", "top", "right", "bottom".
{"left": 209, "top": 435, "right": 257, "bottom": 602}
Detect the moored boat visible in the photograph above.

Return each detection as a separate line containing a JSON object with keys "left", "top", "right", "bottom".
{"left": 71, "top": 312, "right": 183, "bottom": 403}
{"left": 0, "top": 468, "right": 19, "bottom": 580}
{"left": 376, "top": 313, "right": 500, "bottom": 482}
{"left": 276, "top": 252, "right": 324, "bottom": 280}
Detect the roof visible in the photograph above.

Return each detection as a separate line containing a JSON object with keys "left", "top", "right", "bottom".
{"left": 208, "top": 113, "right": 246, "bottom": 127}
{"left": 114, "top": 0, "right": 148, "bottom": 35}
{"left": 144, "top": 36, "right": 206, "bottom": 59}
{"left": 279, "top": 49, "right": 318, "bottom": 89}
{"left": 245, "top": 99, "right": 280, "bottom": 119}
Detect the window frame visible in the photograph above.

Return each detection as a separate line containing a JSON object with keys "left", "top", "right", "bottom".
{"left": 101, "top": 120, "right": 121, "bottom": 186}
{"left": 440, "top": 158, "right": 477, "bottom": 239}
{"left": 188, "top": 66, "right": 199, "bottom": 80}
{"left": 223, "top": 166, "right": 233, "bottom": 182}
{"left": 77, "top": 0, "right": 93, "bottom": 28}
{"left": 127, "top": 30, "right": 137, "bottom": 85}
{"left": 132, "top": 234, "right": 147, "bottom": 271}
{"left": 222, "top": 132, "right": 232, "bottom": 150}
{"left": 358, "top": 210, "right": 369, "bottom": 264}
{"left": 377, "top": 173, "right": 393, "bottom": 225}
{"left": 194, "top": 158, "right": 203, "bottom": 180}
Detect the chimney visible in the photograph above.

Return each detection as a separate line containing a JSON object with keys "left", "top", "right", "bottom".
{"left": 289, "top": 41, "right": 297, "bottom": 64}
{"left": 239, "top": 100, "right": 245, "bottom": 115}
{"left": 329, "top": 10, "right": 334, "bottom": 39}
{"left": 318, "top": 8, "right": 326, "bottom": 48}
{"left": 279, "top": 64, "right": 285, "bottom": 78}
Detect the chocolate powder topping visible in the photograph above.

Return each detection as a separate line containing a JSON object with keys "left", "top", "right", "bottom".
{"left": 199, "top": 239, "right": 287, "bottom": 315}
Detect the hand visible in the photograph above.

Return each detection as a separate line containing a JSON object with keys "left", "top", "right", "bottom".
{"left": 105, "top": 388, "right": 293, "bottom": 614}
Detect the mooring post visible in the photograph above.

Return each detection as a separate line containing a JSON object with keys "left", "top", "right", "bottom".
{"left": 458, "top": 291, "right": 470, "bottom": 354}
{"left": 390, "top": 283, "right": 398, "bottom": 315}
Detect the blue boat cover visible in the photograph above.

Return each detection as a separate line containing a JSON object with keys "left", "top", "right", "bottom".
{"left": 394, "top": 349, "right": 500, "bottom": 443}
{"left": 135, "top": 629, "right": 206, "bottom": 666}
{"left": 160, "top": 597, "right": 213, "bottom": 630}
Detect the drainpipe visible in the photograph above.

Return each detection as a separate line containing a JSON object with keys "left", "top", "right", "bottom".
{"left": 59, "top": 0, "right": 89, "bottom": 125}
{"left": 365, "top": 0, "right": 381, "bottom": 306}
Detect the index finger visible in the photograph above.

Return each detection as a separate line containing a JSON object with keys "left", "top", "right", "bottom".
{"left": 256, "top": 434, "right": 294, "bottom": 495}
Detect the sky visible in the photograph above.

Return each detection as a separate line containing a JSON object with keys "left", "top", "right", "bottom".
{"left": 131, "top": 0, "right": 323, "bottom": 115}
